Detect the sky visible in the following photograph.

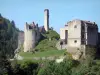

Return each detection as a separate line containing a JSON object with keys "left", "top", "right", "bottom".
{"left": 0, "top": 0, "right": 100, "bottom": 33}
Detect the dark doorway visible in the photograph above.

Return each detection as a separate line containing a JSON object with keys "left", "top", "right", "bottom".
{"left": 65, "top": 30, "right": 68, "bottom": 44}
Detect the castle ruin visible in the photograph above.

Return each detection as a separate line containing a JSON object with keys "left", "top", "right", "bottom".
{"left": 18, "top": 9, "right": 99, "bottom": 59}
{"left": 23, "top": 9, "right": 49, "bottom": 52}
{"left": 58, "top": 19, "right": 98, "bottom": 59}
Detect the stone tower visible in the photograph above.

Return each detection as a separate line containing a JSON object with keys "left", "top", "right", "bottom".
{"left": 44, "top": 9, "right": 49, "bottom": 31}
{"left": 24, "top": 22, "right": 36, "bottom": 52}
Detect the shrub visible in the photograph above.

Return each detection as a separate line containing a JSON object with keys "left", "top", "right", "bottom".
{"left": 20, "top": 61, "right": 39, "bottom": 75}
{"left": 12, "top": 61, "right": 39, "bottom": 75}
{"left": 38, "top": 58, "right": 80, "bottom": 75}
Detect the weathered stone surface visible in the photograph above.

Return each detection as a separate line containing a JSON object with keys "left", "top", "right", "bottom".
{"left": 59, "top": 19, "right": 98, "bottom": 59}
{"left": 24, "top": 22, "right": 41, "bottom": 52}
{"left": 23, "top": 9, "right": 50, "bottom": 52}
{"left": 44, "top": 9, "right": 49, "bottom": 31}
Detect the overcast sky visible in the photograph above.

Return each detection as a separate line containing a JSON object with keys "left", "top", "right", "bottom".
{"left": 0, "top": 0, "right": 100, "bottom": 33}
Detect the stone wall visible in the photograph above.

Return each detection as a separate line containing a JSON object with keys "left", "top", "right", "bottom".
{"left": 18, "top": 31, "right": 24, "bottom": 45}
{"left": 87, "top": 25, "right": 98, "bottom": 46}
{"left": 24, "top": 23, "right": 36, "bottom": 52}
{"left": 24, "top": 29, "right": 36, "bottom": 52}
{"left": 59, "top": 19, "right": 99, "bottom": 60}
{"left": 68, "top": 19, "right": 81, "bottom": 47}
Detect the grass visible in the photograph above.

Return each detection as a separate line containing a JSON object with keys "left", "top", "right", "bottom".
{"left": 18, "top": 30, "right": 61, "bottom": 63}
{"left": 17, "top": 59, "right": 43, "bottom": 64}
{"left": 19, "top": 50, "right": 66, "bottom": 61}
{"left": 35, "top": 39, "right": 58, "bottom": 51}
{"left": 19, "top": 50, "right": 66, "bottom": 57}
{"left": 35, "top": 30, "right": 60, "bottom": 51}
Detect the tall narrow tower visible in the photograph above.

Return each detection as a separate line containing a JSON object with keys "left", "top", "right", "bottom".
{"left": 44, "top": 9, "right": 49, "bottom": 31}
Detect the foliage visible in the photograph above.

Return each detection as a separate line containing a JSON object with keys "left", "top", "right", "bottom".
{"left": 38, "top": 59, "right": 100, "bottom": 75}
{"left": 45, "top": 30, "right": 60, "bottom": 40}
{"left": 1, "top": 57, "right": 100, "bottom": 75}
{"left": 0, "top": 16, "right": 18, "bottom": 58}
{"left": 35, "top": 39, "right": 58, "bottom": 51}
{"left": 71, "top": 60, "right": 100, "bottom": 75}
{"left": 0, "top": 14, "right": 18, "bottom": 74}
{"left": 85, "top": 45, "right": 97, "bottom": 60}
{"left": 38, "top": 58, "right": 79, "bottom": 75}
{"left": 35, "top": 30, "right": 60, "bottom": 51}
{"left": 11, "top": 60, "right": 39, "bottom": 75}
{"left": 0, "top": 59, "right": 39, "bottom": 75}
{"left": 0, "top": 55, "right": 13, "bottom": 75}
{"left": 19, "top": 61, "right": 39, "bottom": 75}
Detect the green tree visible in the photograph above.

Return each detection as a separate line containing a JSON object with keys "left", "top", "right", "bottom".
{"left": 38, "top": 59, "right": 79, "bottom": 75}
{"left": 14, "top": 61, "right": 39, "bottom": 75}
{"left": 0, "top": 14, "right": 18, "bottom": 75}
{"left": 71, "top": 60, "right": 100, "bottom": 75}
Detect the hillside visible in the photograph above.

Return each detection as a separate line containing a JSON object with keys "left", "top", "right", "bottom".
{"left": 0, "top": 14, "right": 19, "bottom": 58}
{"left": 35, "top": 30, "right": 60, "bottom": 51}
{"left": 0, "top": 14, "right": 19, "bottom": 74}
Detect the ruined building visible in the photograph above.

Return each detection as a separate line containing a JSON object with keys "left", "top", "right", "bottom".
{"left": 23, "top": 9, "right": 49, "bottom": 52}
{"left": 24, "top": 22, "right": 39, "bottom": 52}
{"left": 58, "top": 19, "right": 98, "bottom": 59}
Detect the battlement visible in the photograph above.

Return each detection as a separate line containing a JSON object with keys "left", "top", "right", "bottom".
{"left": 24, "top": 21, "right": 41, "bottom": 52}
{"left": 25, "top": 21, "right": 39, "bottom": 31}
